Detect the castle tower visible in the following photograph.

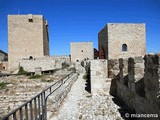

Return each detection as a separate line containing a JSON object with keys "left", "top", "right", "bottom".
{"left": 8, "top": 14, "right": 49, "bottom": 71}
{"left": 98, "top": 23, "right": 146, "bottom": 60}
{"left": 70, "top": 42, "right": 94, "bottom": 62}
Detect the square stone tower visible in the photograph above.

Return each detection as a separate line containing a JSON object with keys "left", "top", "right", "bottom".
{"left": 70, "top": 42, "right": 93, "bottom": 62}
{"left": 98, "top": 23, "right": 146, "bottom": 60}
{"left": 8, "top": 14, "right": 49, "bottom": 71}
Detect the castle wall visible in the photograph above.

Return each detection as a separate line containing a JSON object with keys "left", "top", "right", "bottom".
{"left": 0, "top": 62, "right": 8, "bottom": 71}
{"left": 110, "top": 55, "right": 160, "bottom": 116}
{"left": 0, "top": 50, "right": 8, "bottom": 62}
{"left": 98, "top": 26, "right": 108, "bottom": 59}
{"left": 70, "top": 42, "right": 93, "bottom": 62}
{"left": 17, "top": 58, "right": 56, "bottom": 72}
{"left": 43, "top": 20, "right": 49, "bottom": 55}
{"left": 8, "top": 14, "right": 49, "bottom": 71}
{"left": 90, "top": 60, "right": 108, "bottom": 95}
{"left": 16, "top": 56, "right": 71, "bottom": 72}
{"left": 98, "top": 23, "right": 146, "bottom": 60}
{"left": 108, "top": 24, "right": 146, "bottom": 59}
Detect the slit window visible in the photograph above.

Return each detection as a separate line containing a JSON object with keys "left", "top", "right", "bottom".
{"left": 122, "top": 44, "right": 127, "bottom": 52}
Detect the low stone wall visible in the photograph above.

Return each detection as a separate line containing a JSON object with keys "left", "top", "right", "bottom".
{"left": 108, "top": 59, "right": 119, "bottom": 78}
{"left": 17, "top": 58, "right": 56, "bottom": 72}
{"left": 110, "top": 54, "right": 160, "bottom": 118}
{"left": 47, "top": 73, "right": 78, "bottom": 114}
{"left": 15, "top": 56, "right": 71, "bottom": 73}
{"left": 0, "top": 62, "right": 8, "bottom": 71}
{"left": 90, "top": 59, "right": 108, "bottom": 96}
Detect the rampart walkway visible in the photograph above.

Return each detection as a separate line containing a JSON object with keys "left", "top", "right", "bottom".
{"left": 49, "top": 73, "right": 123, "bottom": 120}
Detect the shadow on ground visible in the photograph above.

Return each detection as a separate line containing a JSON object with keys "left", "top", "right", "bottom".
{"left": 112, "top": 97, "right": 137, "bottom": 120}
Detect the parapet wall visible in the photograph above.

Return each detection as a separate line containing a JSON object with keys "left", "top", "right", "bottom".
{"left": 17, "top": 57, "right": 56, "bottom": 72}
{"left": 110, "top": 54, "right": 160, "bottom": 116}
{"left": 90, "top": 59, "right": 108, "bottom": 95}
{"left": 14, "top": 56, "right": 71, "bottom": 73}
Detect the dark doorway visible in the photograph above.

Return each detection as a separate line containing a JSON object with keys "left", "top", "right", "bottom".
{"left": 122, "top": 44, "right": 127, "bottom": 52}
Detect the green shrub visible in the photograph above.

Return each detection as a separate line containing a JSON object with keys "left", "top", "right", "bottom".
{"left": 18, "top": 66, "right": 28, "bottom": 75}
{"left": 0, "top": 82, "right": 11, "bottom": 90}
{"left": 41, "top": 79, "right": 53, "bottom": 82}
{"left": 29, "top": 74, "right": 42, "bottom": 79}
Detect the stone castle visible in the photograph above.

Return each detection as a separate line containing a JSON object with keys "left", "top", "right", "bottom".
{"left": 8, "top": 14, "right": 49, "bottom": 71}
{"left": 5, "top": 14, "right": 147, "bottom": 73}
{"left": 0, "top": 14, "right": 160, "bottom": 119}
{"left": 98, "top": 23, "right": 146, "bottom": 59}
{"left": 70, "top": 42, "right": 94, "bottom": 62}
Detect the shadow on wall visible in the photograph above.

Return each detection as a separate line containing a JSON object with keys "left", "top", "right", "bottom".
{"left": 112, "top": 97, "right": 137, "bottom": 120}
{"left": 109, "top": 55, "right": 160, "bottom": 119}
{"left": 83, "top": 62, "right": 91, "bottom": 93}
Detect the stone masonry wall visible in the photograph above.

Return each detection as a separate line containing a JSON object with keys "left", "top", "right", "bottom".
{"left": 107, "top": 23, "right": 146, "bottom": 59}
{"left": 98, "top": 23, "right": 146, "bottom": 60}
{"left": 17, "top": 57, "right": 56, "bottom": 72}
{"left": 70, "top": 42, "right": 94, "bottom": 62}
{"left": 108, "top": 59, "right": 119, "bottom": 78}
{"left": 110, "top": 54, "right": 160, "bottom": 118}
{"left": 8, "top": 14, "right": 49, "bottom": 71}
{"left": 98, "top": 25, "right": 108, "bottom": 59}
{"left": 0, "top": 62, "right": 8, "bottom": 71}
{"left": 90, "top": 60, "right": 108, "bottom": 96}
{"left": 13, "top": 56, "right": 71, "bottom": 73}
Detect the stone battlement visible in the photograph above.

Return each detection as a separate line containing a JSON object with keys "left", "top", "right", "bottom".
{"left": 109, "top": 54, "right": 160, "bottom": 116}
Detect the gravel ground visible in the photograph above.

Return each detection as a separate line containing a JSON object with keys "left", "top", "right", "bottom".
{"left": 50, "top": 73, "right": 124, "bottom": 120}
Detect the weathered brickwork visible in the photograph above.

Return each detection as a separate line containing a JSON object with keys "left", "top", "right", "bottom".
{"left": 70, "top": 42, "right": 93, "bottom": 62}
{"left": 8, "top": 14, "right": 49, "bottom": 71}
{"left": 98, "top": 23, "right": 146, "bottom": 60}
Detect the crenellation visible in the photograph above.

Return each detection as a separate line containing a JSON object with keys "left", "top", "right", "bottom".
{"left": 109, "top": 55, "right": 160, "bottom": 116}
{"left": 144, "top": 54, "right": 160, "bottom": 104}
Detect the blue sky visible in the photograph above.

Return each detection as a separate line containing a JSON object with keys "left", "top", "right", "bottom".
{"left": 0, "top": 0, "right": 160, "bottom": 55}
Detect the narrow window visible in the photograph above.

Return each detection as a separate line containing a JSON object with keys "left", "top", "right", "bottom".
{"left": 122, "top": 44, "right": 127, "bottom": 52}
{"left": 28, "top": 14, "right": 33, "bottom": 22}
{"left": 28, "top": 19, "right": 33, "bottom": 22}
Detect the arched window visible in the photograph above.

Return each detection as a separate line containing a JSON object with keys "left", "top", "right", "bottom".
{"left": 122, "top": 44, "right": 127, "bottom": 52}
{"left": 29, "top": 56, "right": 33, "bottom": 60}
{"left": 3, "top": 67, "right": 5, "bottom": 70}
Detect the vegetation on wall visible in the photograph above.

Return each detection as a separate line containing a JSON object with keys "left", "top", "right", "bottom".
{"left": 18, "top": 66, "right": 28, "bottom": 75}
{"left": 29, "top": 74, "right": 42, "bottom": 79}
{"left": 0, "top": 82, "right": 11, "bottom": 90}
